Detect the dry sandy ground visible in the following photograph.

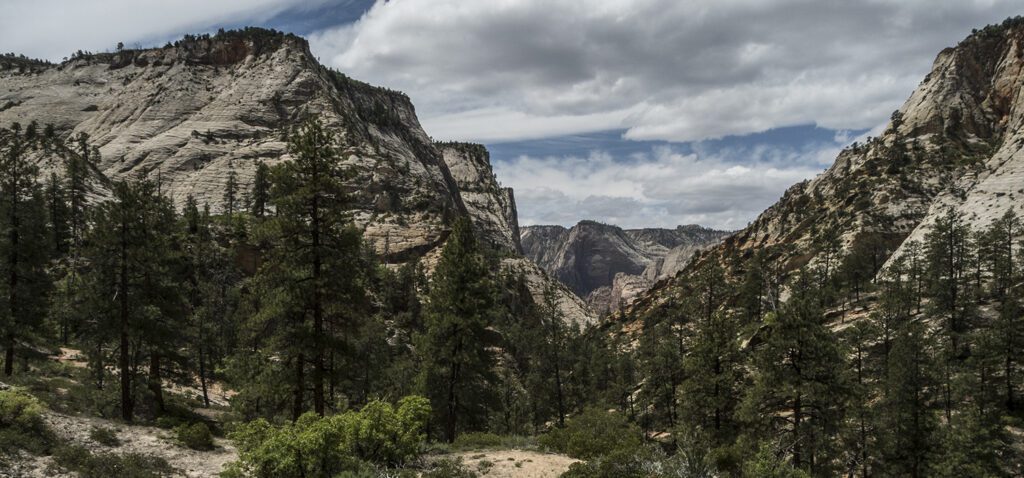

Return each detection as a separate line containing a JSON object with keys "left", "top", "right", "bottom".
{"left": 2, "top": 412, "right": 235, "bottom": 477}
{"left": 453, "top": 449, "right": 579, "bottom": 478}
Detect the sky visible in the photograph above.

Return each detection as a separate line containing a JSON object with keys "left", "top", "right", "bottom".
{"left": 2, "top": 0, "right": 1022, "bottom": 230}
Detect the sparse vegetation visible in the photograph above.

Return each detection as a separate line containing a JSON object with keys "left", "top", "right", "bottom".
{"left": 89, "top": 426, "right": 120, "bottom": 447}
{"left": 0, "top": 388, "right": 53, "bottom": 454}
{"left": 51, "top": 444, "right": 175, "bottom": 478}
{"left": 175, "top": 422, "right": 214, "bottom": 450}
{"left": 4, "top": 15, "right": 1024, "bottom": 478}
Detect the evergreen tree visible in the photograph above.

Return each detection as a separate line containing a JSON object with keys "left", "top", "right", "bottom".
{"left": 741, "top": 269, "right": 848, "bottom": 475}
{"left": 79, "top": 180, "right": 185, "bottom": 420}
{"left": 223, "top": 163, "right": 239, "bottom": 216}
{"left": 44, "top": 171, "right": 69, "bottom": 256}
{"left": 0, "top": 122, "right": 51, "bottom": 376}
{"left": 924, "top": 208, "right": 977, "bottom": 422}
{"left": 924, "top": 207, "right": 976, "bottom": 352}
{"left": 876, "top": 320, "right": 939, "bottom": 478}
{"left": 680, "top": 307, "right": 742, "bottom": 449}
{"left": 980, "top": 209, "right": 1023, "bottom": 410}
{"left": 248, "top": 117, "right": 366, "bottom": 419}
{"left": 417, "top": 217, "right": 498, "bottom": 442}
{"left": 839, "top": 319, "right": 880, "bottom": 477}
{"left": 636, "top": 307, "right": 684, "bottom": 434}
{"left": 249, "top": 161, "right": 270, "bottom": 218}
{"left": 182, "top": 197, "right": 239, "bottom": 407}
{"left": 538, "top": 282, "right": 570, "bottom": 427}
{"left": 62, "top": 132, "right": 98, "bottom": 252}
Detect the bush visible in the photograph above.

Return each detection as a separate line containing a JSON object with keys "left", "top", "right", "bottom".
{"left": 52, "top": 444, "right": 175, "bottom": 478}
{"left": 740, "top": 444, "right": 810, "bottom": 478}
{"left": 223, "top": 395, "right": 431, "bottom": 478}
{"left": 421, "top": 457, "right": 478, "bottom": 478}
{"left": 175, "top": 422, "right": 214, "bottom": 450}
{"left": 538, "top": 408, "right": 643, "bottom": 460}
{"left": 340, "top": 395, "right": 431, "bottom": 464}
{"left": 0, "top": 388, "right": 54, "bottom": 454}
{"left": 89, "top": 426, "right": 121, "bottom": 447}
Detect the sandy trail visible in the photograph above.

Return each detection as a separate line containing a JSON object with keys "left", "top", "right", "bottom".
{"left": 453, "top": 449, "right": 579, "bottom": 478}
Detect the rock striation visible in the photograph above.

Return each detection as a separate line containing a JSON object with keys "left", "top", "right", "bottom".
{"left": 0, "top": 29, "right": 593, "bottom": 324}
{"left": 436, "top": 142, "right": 521, "bottom": 254}
{"left": 0, "top": 29, "right": 463, "bottom": 261}
{"left": 521, "top": 221, "right": 731, "bottom": 315}
{"left": 622, "top": 18, "right": 1024, "bottom": 323}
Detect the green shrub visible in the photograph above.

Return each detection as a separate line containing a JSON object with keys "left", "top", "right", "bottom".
{"left": 339, "top": 395, "right": 431, "bottom": 464}
{"left": 740, "top": 444, "right": 810, "bottom": 478}
{"left": 421, "top": 457, "right": 478, "bottom": 478}
{"left": 52, "top": 444, "right": 175, "bottom": 478}
{"left": 537, "top": 408, "right": 642, "bottom": 460}
{"left": 175, "top": 422, "right": 214, "bottom": 450}
{"left": 89, "top": 426, "right": 121, "bottom": 447}
{"left": 223, "top": 395, "right": 431, "bottom": 478}
{"left": 0, "top": 388, "right": 53, "bottom": 454}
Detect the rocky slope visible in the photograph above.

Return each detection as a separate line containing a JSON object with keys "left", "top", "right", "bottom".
{"left": 0, "top": 29, "right": 463, "bottom": 262}
{"left": 0, "top": 29, "right": 593, "bottom": 324}
{"left": 521, "top": 222, "right": 731, "bottom": 315}
{"left": 437, "top": 143, "right": 594, "bottom": 325}
{"left": 622, "top": 18, "right": 1024, "bottom": 323}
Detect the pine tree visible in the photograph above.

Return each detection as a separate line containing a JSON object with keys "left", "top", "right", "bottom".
{"left": 79, "top": 180, "right": 185, "bottom": 420}
{"left": 0, "top": 122, "right": 52, "bottom": 376}
{"left": 924, "top": 208, "right": 977, "bottom": 421}
{"left": 680, "top": 307, "right": 742, "bottom": 449}
{"left": 182, "top": 197, "right": 239, "bottom": 407}
{"left": 417, "top": 217, "right": 498, "bottom": 442}
{"left": 44, "top": 171, "right": 69, "bottom": 256}
{"left": 62, "top": 132, "right": 98, "bottom": 252}
{"left": 925, "top": 207, "right": 976, "bottom": 352}
{"left": 223, "top": 163, "right": 239, "bottom": 216}
{"left": 637, "top": 309, "right": 683, "bottom": 434}
{"left": 249, "top": 161, "right": 270, "bottom": 218}
{"left": 540, "top": 282, "right": 570, "bottom": 427}
{"left": 876, "top": 319, "right": 939, "bottom": 478}
{"left": 741, "top": 269, "right": 848, "bottom": 475}
{"left": 980, "top": 209, "right": 1023, "bottom": 410}
{"left": 249, "top": 117, "right": 366, "bottom": 419}
{"left": 840, "top": 319, "right": 880, "bottom": 477}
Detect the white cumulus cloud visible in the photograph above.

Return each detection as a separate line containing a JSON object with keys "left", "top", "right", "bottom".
{"left": 309, "top": 0, "right": 1022, "bottom": 143}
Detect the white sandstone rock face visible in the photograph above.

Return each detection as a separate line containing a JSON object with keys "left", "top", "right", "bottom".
{"left": 623, "top": 23, "right": 1024, "bottom": 322}
{"left": 0, "top": 31, "right": 464, "bottom": 261}
{"left": 886, "top": 29, "right": 1024, "bottom": 265}
{"left": 435, "top": 142, "right": 593, "bottom": 324}
{"left": 437, "top": 142, "right": 521, "bottom": 254}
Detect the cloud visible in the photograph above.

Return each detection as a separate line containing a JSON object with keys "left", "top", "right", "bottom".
{"left": 493, "top": 141, "right": 836, "bottom": 230}
{"left": 0, "top": 0, "right": 333, "bottom": 61}
{"left": 309, "top": 0, "right": 1022, "bottom": 143}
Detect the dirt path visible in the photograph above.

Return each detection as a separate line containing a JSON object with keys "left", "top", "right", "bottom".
{"left": 453, "top": 449, "right": 578, "bottom": 478}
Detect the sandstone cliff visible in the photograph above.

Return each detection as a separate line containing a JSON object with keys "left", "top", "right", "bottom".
{"left": 521, "top": 221, "right": 730, "bottom": 315}
{"left": 436, "top": 142, "right": 521, "bottom": 254}
{"left": 0, "top": 29, "right": 464, "bottom": 261}
{"left": 622, "top": 18, "right": 1024, "bottom": 322}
